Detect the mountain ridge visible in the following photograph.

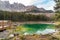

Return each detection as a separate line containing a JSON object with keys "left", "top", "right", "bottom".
{"left": 0, "top": 0, "right": 53, "bottom": 13}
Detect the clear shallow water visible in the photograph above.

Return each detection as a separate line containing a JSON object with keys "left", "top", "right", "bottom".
{"left": 16, "top": 24, "right": 55, "bottom": 35}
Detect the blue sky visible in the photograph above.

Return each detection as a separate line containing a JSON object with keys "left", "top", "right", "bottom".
{"left": 1, "top": 0, "right": 56, "bottom": 10}
{"left": 33, "top": 0, "right": 56, "bottom": 10}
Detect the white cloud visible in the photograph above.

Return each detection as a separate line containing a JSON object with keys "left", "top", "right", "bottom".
{"left": 36, "top": 0, "right": 56, "bottom": 10}
{"left": 1, "top": 0, "right": 35, "bottom": 6}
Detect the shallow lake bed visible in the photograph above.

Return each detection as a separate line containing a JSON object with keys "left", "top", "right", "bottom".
{"left": 15, "top": 24, "right": 56, "bottom": 35}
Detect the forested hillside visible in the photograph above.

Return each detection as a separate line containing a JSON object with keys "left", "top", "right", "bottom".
{"left": 0, "top": 11, "right": 54, "bottom": 21}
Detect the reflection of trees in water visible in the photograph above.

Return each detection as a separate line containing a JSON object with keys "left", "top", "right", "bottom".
{"left": 23, "top": 24, "right": 55, "bottom": 31}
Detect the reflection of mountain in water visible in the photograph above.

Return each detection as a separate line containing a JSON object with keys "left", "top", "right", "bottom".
{"left": 0, "top": 0, "right": 53, "bottom": 13}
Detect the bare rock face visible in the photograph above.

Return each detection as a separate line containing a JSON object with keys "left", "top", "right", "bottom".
{"left": 0, "top": 1, "right": 25, "bottom": 11}
{"left": 0, "top": 0, "right": 53, "bottom": 13}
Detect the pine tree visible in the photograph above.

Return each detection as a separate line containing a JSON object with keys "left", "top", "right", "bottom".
{"left": 54, "top": 0, "right": 60, "bottom": 13}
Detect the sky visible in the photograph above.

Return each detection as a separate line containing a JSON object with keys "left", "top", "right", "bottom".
{"left": 1, "top": 0, "right": 56, "bottom": 10}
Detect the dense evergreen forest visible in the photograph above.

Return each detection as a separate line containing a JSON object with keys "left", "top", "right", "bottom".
{"left": 0, "top": 10, "right": 55, "bottom": 22}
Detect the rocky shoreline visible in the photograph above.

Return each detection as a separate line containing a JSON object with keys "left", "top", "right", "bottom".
{"left": 0, "top": 29, "right": 60, "bottom": 40}
{"left": 0, "top": 22, "right": 60, "bottom": 40}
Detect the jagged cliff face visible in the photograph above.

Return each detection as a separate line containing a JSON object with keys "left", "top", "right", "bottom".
{"left": 0, "top": 1, "right": 25, "bottom": 11}
{"left": 0, "top": 1, "right": 10, "bottom": 10}
{"left": 25, "top": 6, "right": 38, "bottom": 11}
{"left": 0, "top": 0, "right": 53, "bottom": 13}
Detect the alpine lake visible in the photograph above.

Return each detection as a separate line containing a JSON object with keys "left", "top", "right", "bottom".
{"left": 15, "top": 24, "right": 56, "bottom": 35}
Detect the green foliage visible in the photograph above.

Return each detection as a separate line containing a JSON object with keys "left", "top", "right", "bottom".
{"left": 54, "top": 13, "right": 60, "bottom": 21}
{"left": 0, "top": 11, "right": 53, "bottom": 21}
{"left": 54, "top": 0, "right": 60, "bottom": 13}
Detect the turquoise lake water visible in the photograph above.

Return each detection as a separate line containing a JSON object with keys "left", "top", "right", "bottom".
{"left": 16, "top": 24, "right": 56, "bottom": 35}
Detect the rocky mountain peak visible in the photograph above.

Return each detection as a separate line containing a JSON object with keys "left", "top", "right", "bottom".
{"left": 0, "top": 0, "right": 53, "bottom": 13}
